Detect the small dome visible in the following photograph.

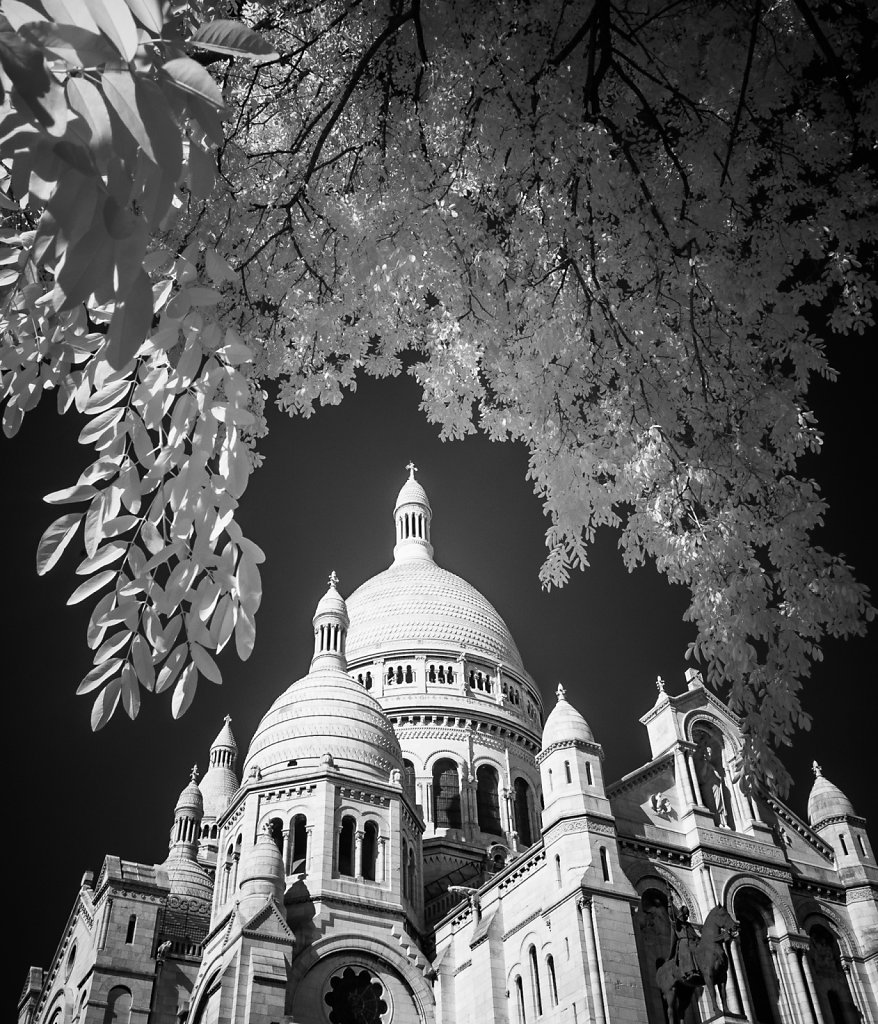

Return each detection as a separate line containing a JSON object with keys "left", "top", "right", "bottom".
{"left": 210, "top": 716, "right": 237, "bottom": 752}
{"left": 238, "top": 825, "right": 285, "bottom": 916}
{"left": 541, "top": 684, "right": 594, "bottom": 749}
{"left": 807, "top": 762, "right": 856, "bottom": 827}
{"left": 162, "top": 857, "right": 213, "bottom": 902}
{"left": 175, "top": 768, "right": 204, "bottom": 817}
{"left": 200, "top": 766, "right": 238, "bottom": 818}
{"left": 244, "top": 665, "right": 402, "bottom": 781}
{"left": 395, "top": 466, "right": 431, "bottom": 512}
{"left": 314, "top": 572, "right": 349, "bottom": 623}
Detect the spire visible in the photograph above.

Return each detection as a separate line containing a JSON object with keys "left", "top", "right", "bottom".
{"left": 311, "top": 571, "right": 350, "bottom": 669}
{"left": 209, "top": 715, "right": 238, "bottom": 772}
{"left": 393, "top": 464, "right": 434, "bottom": 563}
{"left": 169, "top": 768, "right": 204, "bottom": 854}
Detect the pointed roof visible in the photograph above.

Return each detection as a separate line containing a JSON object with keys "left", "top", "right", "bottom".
{"left": 541, "top": 683, "right": 594, "bottom": 749}
{"left": 211, "top": 714, "right": 237, "bottom": 752}
{"left": 174, "top": 765, "right": 204, "bottom": 816}
{"left": 395, "top": 461, "right": 431, "bottom": 512}
{"left": 807, "top": 761, "right": 856, "bottom": 827}
{"left": 313, "top": 570, "right": 349, "bottom": 623}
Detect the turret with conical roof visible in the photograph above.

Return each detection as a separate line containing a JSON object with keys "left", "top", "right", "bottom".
{"left": 199, "top": 717, "right": 240, "bottom": 868}
{"left": 161, "top": 767, "right": 213, "bottom": 902}
{"left": 237, "top": 822, "right": 286, "bottom": 919}
{"left": 311, "top": 571, "right": 350, "bottom": 670}
{"left": 393, "top": 462, "right": 434, "bottom": 562}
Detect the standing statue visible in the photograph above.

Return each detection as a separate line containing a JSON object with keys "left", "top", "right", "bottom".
{"left": 656, "top": 905, "right": 738, "bottom": 1024}
{"left": 695, "top": 742, "right": 729, "bottom": 828}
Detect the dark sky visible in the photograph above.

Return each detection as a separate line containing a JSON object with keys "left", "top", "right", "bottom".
{"left": 6, "top": 341, "right": 874, "bottom": 1008}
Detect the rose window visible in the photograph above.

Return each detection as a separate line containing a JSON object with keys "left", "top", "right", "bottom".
{"left": 324, "top": 966, "right": 389, "bottom": 1024}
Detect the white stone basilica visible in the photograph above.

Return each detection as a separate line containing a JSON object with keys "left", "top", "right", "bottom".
{"left": 19, "top": 469, "right": 877, "bottom": 1024}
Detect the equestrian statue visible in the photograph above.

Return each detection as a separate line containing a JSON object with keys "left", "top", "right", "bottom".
{"left": 656, "top": 904, "right": 738, "bottom": 1023}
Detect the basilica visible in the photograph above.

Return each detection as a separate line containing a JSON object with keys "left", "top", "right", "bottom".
{"left": 18, "top": 469, "right": 877, "bottom": 1024}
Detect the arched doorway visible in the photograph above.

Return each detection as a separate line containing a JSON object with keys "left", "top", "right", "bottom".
{"left": 807, "top": 923, "right": 859, "bottom": 1024}
{"left": 733, "top": 888, "right": 783, "bottom": 1024}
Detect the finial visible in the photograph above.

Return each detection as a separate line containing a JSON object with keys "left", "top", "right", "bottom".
{"left": 556, "top": 682, "right": 566, "bottom": 701}
{"left": 223, "top": 714, "right": 231, "bottom": 726}
{"left": 190, "top": 764, "right": 199, "bottom": 782}
{"left": 327, "top": 569, "right": 339, "bottom": 588}
{"left": 655, "top": 675, "right": 665, "bottom": 694}
{"left": 406, "top": 460, "right": 417, "bottom": 478}
{"left": 812, "top": 760, "right": 823, "bottom": 778}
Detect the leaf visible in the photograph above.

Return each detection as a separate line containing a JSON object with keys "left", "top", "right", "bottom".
{"left": 102, "top": 68, "right": 156, "bottom": 162}
{"left": 162, "top": 56, "right": 224, "bottom": 110}
{"left": 190, "top": 641, "right": 222, "bottom": 684}
{"left": 235, "top": 604, "right": 255, "bottom": 660}
{"left": 52, "top": 217, "right": 113, "bottom": 310}
{"left": 211, "top": 593, "right": 235, "bottom": 651}
{"left": 67, "top": 568, "right": 115, "bottom": 605}
{"left": 189, "top": 19, "right": 277, "bottom": 60}
{"left": 103, "top": 514, "right": 138, "bottom": 537}
{"left": 43, "top": 0, "right": 99, "bottom": 34}
{"left": 131, "top": 634, "right": 155, "bottom": 690}
{"left": 82, "top": 0, "right": 137, "bottom": 61}
{"left": 141, "top": 520, "right": 163, "bottom": 554}
{"left": 45, "top": 483, "right": 97, "bottom": 504}
{"left": 76, "top": 657, "right": 122, "bottom": 694}
{"left": 79, "top": 406, "right": 124, "bottom": 446}
{"left": 84, "top": 379, "right": 131, "bottom": 414}
{"left": 90, "top": 674, "right": 122, "bottom": 730}
{"left": 36, "top": 512, "right": 82, "bottom": 574}
{"left": 236, "top": 555, "right": 261, "bottom": 612}
{"left": 171, "top": 662, "right": 198, "bottom": 718}
{"left": 155, "top": 642, "right": 185, "bottom": 693}
{"left": 76, "top": 539, "right": 126, "bottom": 575}
{"left": 87, "top": 590, "right": 116, "bottom": 648}
{"left": 20, "top": 22, "right": 119, "bottom": 67}
{"left": 66, "top": 76, "right": 113, "bottom": 158}
{"left": 2, "top": 2, "right": 48, "bottom": 30}
{"left": 123, "top": 0, "right": 162, "bottom": 34}
{"left": 93, "top": 628, "right": 132, "bottom": 663}
{"left": 121, "top": 662, "right": 140, "bottom": 718}
{"left": 106, "top": 269, "right": 154, "bottom": 369}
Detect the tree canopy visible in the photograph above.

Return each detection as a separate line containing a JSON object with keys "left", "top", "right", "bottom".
{"left": 1, "top": 0, "right": 875, "bottom": 792}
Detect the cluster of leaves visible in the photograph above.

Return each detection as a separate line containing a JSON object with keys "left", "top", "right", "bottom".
{"left": 1, "top": 0, "right": 875, "bottom": 789}
{"left": 1, "top": 0, "right": 274, "bottom": 726}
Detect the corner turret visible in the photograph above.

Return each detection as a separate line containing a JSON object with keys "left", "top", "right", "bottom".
{"left": 393, "top": 463, "right": 434, "bottom": 562}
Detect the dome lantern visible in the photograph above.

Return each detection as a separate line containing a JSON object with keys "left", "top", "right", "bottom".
{"left": 311, "top": 571, "right": 350, "bottom": 670}
{"left": 393, "top": 463, "right": 434, "bottom": 563}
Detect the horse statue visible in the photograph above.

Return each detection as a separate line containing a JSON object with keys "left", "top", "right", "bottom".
{"left": 656, "top": 905, "right": 738, "bottom": 1023}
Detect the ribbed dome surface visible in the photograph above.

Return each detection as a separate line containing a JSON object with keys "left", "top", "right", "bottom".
{"left": 200, "top": 767, "right": 238, "bottom": 819}
{"left": 162, "top": 856, "right": 213, "bottom": 902}
{"left": 345, "top": 558, "right": 524, "bottom": 671}
{"left": 808, "top": 772, "right": 856, "bottom": 826}
{"left": 396, "top": 474, "right": 431, "bottom": 511}
{"left": 175, "top": 778, "right": 204, "bottom": 816}
{"left": 244, "top": 666, "right": 402, "bottom": 781}
{"left": 542, "top": 687, "right": 594, "bottom": 748}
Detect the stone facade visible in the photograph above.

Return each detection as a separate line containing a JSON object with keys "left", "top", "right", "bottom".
{"left": 19, "top": 469, "right": 877, "bottom": 1024}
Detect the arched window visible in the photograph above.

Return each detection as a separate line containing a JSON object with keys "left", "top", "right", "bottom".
{"left": 290, "top": 814, "right": 308, "bottom": 874}
{"left": 401, "top": 839, "right": 409, "bottom": 899}
{"left": 599, "top": 846, "right": 611, "bottom": 882}
{"left": 546, "top": 955, "right": 559, "bottom": 1006}
{"left": 408, "top": 845, "right": 416, "bottom": 903}
{"left": 554, "top": 854, "right": 562, "bottom": 888}
{"left": 433, "top": 759, "right": 462, "bottom": 829}
{"left": 402, "top": 759, "right": 417, "bottom": 802}
{"left": 362, "top": 821, "right": 379, "bottom": 881}
{"left": 564, "top": 760, "right": 572, "bottom": 784}
{"left": 103, "top": 986, "right": 132, "bottom": 1024}
{"left": 223, "top": 842, "right": 235, "bottom": 901}
{"left": 857, "top": 834, "right": 867, "bottom": 857}
{"left": 529, "top": 945, "right": 543, "bottom": 1016}
{"left": 268, "top": 817, "right": 284, "bottom": 852}
{"left": 838, "top": 833, "right": 849, "bottom": 855}
{"left": 232, "top": 834, "right": 242, "bottom": 891}
{"left": 514, "top": 778, "right": 533, "bottom": 847}
{"left": 476, "top": 764, "right": 502, "bottom": 835}
{"left": 585, "top": 761, "right": 593, "bottom": 785}
{"left": 514, "top": 975, "right": 527, "bottom": 1024}
{"left": 125, "top": 914, "right": 137, "bottom": 944}
{"left": 338, "top": 815, "right": 355, "bottom": 876}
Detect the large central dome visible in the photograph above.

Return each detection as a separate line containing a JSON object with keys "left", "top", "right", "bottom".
{"left": 345, "top": 464, "right": 525, "bottom": 672}
{"left": 345, "top": 558, "right": 525, "bottom": 671}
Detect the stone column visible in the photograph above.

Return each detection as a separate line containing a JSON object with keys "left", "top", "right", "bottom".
{"left": 305, "top": 825, "right": 314, "bottom": 872}
{"left": 799, "top": 952, "right": 827, "bottom": 1024}
{"left": 281, "top": 829, "right": 291, "bottom": 874}
{"left": 418, "top": 655, "right": 428, "bottom": 692}
{"left": 841, "top": 960, "right": 869, "bottom": 1024}
{"left": 425, "top": 783, "right": 434, "bottom": 826}
{"left": 730, "top": 938, "right": 757, "bottom": 1023}
{"left": 354, "top": 830, "right": 364, "bottom": 878}
{"left": 777, "top": 942, "right": 812, "bottom": 1024}
{"left": 377, "top": 837, "right": 388, "bottom": 883}
{"left": 675, "top": 747, "right": 697, "bottom": 809}
{"left": 579, "top": 896, "right": 607, "bottom": 1024}
{"left": 770, "top": 945, "right": 797, "bottom": 1024}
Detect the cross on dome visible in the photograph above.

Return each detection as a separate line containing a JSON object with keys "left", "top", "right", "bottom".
{"left": 406, "top": 461, "right": 418, "bottom": 477}
{"left": 190, "top": 764, "right": 199, "bottom": 782}
{"left": 812, "top": 760, "right": 823, "bottom": 777}
{"left": 655, "top": 675, "right": 665, "bottom": 694}
{"left": 328, "top": 570, "right": 340, "bottom": 588}
{"left": 556, "top": 682, "right": 567, "bottom": 701}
